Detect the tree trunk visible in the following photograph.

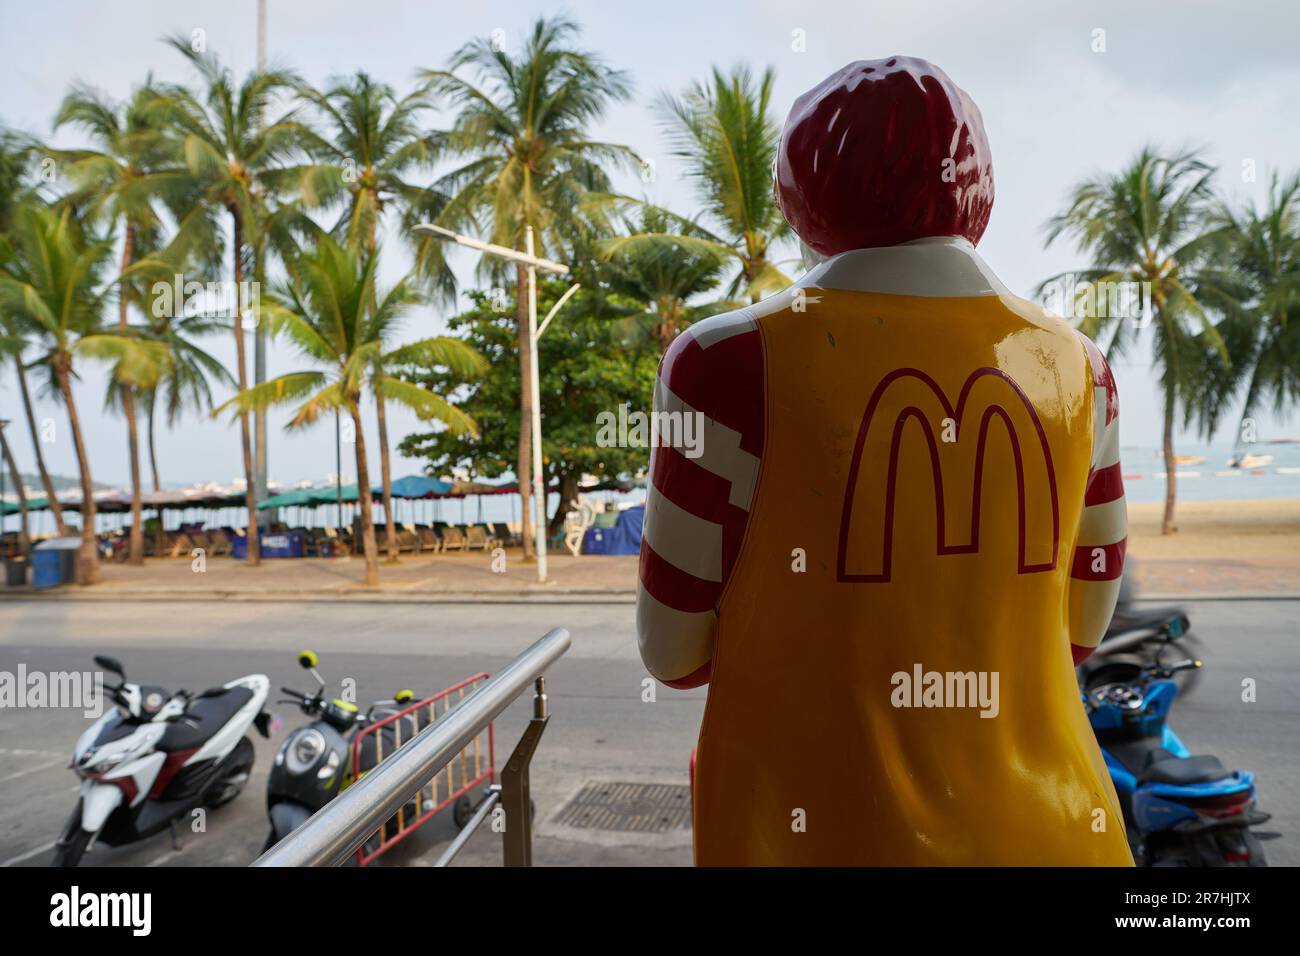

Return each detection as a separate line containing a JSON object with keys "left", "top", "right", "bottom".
{"left": 656, "top": 305, "right": 674, "bottom": 355}
{"left": 119, "top": 222, "right": 144, "bottom": 566}
{"left": 54, "top": 358, "right": 98, "bottom": 584}
{"left": 349, "top": 402, "right": 379, "bottom": 587}
{"left": 147, "top": 395, "right": 161, "bottom": 491}
{"left": 14, "top": 356, "right": 66, "bottom": 534}
{"left": 375, "top": 393, "right": 399, "bottom": 563}
{"left": 1, "top": 427, "right": 30, "bottom": 555}
{"left": 548, "top": 471, "right": 578, "bottom": 537}
{"left": 231, "top": 210, "right": 260, "bottom": 564}
{"left": 515, "top": 264, "right": 534, "bottom": 559}
{"left": 1161, "top": 384, "right": 1177, "bottom": 535}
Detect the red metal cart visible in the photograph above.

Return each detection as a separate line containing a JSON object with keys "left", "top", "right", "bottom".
{"left": 348, "top": 672, "right": 495, "bottom": 866}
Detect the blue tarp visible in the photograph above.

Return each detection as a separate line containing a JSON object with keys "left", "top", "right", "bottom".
{"left": 232, "top": 530, "right": 305, "bottom": 559}
{"left": 582, "top": 505, "right": 644, "bottom": 556}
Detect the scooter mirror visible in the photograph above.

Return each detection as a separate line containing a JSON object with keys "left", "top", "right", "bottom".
{"left": 297, "top": 650, "right": 318, "bottom": 669}
{"left": 94, "top": 655, "right": 125, "bottom": 678}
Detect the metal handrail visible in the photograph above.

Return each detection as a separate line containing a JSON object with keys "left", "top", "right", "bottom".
{"left": 251, "top": 627, "right": 571, "bottom": 867}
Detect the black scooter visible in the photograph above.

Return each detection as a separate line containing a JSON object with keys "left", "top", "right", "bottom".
{"left": 262, "top": 651, "right": 432, "bottom": 855}
{"left": 1086, "top": 561, "right": 1205, "bottom": 697}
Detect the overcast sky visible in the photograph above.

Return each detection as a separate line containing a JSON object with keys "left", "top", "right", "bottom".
{"left": 2, "top": 0, "right": 1299, "bottom": 489}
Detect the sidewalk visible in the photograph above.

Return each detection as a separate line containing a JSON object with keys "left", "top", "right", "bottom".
{"left": 2, "top": 550, "right": 640, "bottom": 603}
{"left": 3, "top": 498, "right": 1296, "bottom": 603}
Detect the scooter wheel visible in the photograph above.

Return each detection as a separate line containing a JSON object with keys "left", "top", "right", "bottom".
{"left": 1243, "top": 830, "right": 1268, "bottom": 867}
{"left": 51, "top": 829, "right": 91, "bottom": 868}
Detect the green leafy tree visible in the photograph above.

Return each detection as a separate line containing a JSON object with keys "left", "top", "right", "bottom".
{"left": 1042, "top": 148, "right": 1228, "bottom": 535}
{"left": 1194, "top": 172, "right": 1300, "bottom": 439}
{"left": 598, "top": 206, "right": 730, "bottom": 353}
{"left": 155, "top": 36, "right": 329, "bottom": 563}
{"left": 611, "top": 65, "right": 791, "bottom": 303}
{"left": 399, "top": 280, "right": 658, "bottom": 533}
{"left": 50, "top": 80, "right": 209, "bottom": 563}
{"left": 299, "top": 70, "right": 467, "bottom": 558}
{"left": 299, "top": 72, "right": 444, "bottom": 257}
{"left": 368, "top": 335, "right": 485, "bottom": 562}
{"left": 0, "top": 126, "right": 69, "bottom": 534}
{"left": 419, "top": 15, "right": 636, "bottom": 557}
{"left": 0, "top": 204, "right": 167, "bottom": 583}
{"left": 214, "top": 237, "right": 480, "bottom": 585}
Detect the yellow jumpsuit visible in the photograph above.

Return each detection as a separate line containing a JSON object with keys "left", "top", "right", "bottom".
{"left": 691, "top": 288, "right": 1134, "bottom": 866}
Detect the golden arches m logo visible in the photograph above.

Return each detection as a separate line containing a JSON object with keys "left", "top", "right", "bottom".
{"left": 836, "top": 367, "right": 1060, "bottom": 583}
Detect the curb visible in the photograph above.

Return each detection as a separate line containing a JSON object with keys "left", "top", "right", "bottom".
{"left": 1133, "top": 593, "right": 1300, "bottom": 602}
{"left": 0, "top": 587, "right": 638, "bottom": 605}
{"left": 2, "top": 590, "right": 1296, "bottom": 605}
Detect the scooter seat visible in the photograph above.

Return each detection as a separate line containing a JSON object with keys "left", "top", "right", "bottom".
{"left": 160, "top": 686, "right": 254, "bottom": 752}
{"left": 1139, "top": 754, "right": 1229, "bottom": 786}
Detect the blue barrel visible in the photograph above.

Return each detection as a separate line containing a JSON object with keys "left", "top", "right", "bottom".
{"left": 32, "top": 549, "right": 63, "bottom": 588}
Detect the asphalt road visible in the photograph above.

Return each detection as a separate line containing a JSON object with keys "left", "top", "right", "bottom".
{"left": 0, "top": 599, "right": 1294, "bottom": 867}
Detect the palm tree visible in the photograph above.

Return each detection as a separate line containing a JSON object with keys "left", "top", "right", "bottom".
{"left": 369, "top": 337, "right": 485, "bottom": 561}
{"left": 214, "top": 237, "right": 481, "bottom": 585}
{"left": 0, "top": 126, "right": 68, "bottom": 534}
{"left": 50, "top": 80, "right": 202, "bottom": 564}
{"left": 140, "top": 306, "right": 235, "bottom": 491}
{"left": 1043, "top": 148, "right": 1226, "bottom": 535}
{"left": 154, "top": 37, "right": 325, "bottom": 564}
{"left": 1197, "top": 172, "right": 1300, "bottom": 436}
{"left": 300, "top": 72, "right": 444, "bottom": 255}
{"left": 0, "top": 204, "right": 167, "bottom": 583}
{"left": 599, "top": 207, "right": 730, "bottom": 353}
{"left": 613, "top": 65, "right": 791, "bottom": 303}
{"left": 419, "top": 15, "right": 636, "bottom": 557}
{"left": 0, "top": 419, "right": 30, "bottom": 555}
{"left": 300, "top": 71, "right": 460, "bottom": 560}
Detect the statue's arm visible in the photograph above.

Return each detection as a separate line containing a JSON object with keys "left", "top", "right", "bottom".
{"left": 636, "top": 311, "right": 764, "bottom": 687}
{"left": 1068, "top": 333, "right": 1127, "bottom": 664}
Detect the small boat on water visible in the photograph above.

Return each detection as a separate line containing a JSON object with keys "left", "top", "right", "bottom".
{"left": 1226, "top": 453, "right": 1275, "bottom": 469}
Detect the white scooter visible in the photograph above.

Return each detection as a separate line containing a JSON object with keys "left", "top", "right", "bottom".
{"left": 53, "top": 655, "right": 271, "bottom": 866}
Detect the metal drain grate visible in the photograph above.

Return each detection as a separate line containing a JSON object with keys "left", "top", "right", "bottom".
{"left": 555, "top": 781, "right": 692, "bottom": 833}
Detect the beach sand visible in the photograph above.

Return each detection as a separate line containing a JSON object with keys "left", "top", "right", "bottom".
{"left": 1128, "top": 498, "right": 1300, "bottom": 595}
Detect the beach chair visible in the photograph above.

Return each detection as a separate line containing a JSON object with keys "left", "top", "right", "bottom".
{"left": 490, "top": 522, "right": 519, "bottom": 547}
{"left": 441, "top": 525, "right": 467, "bottom": 552}
{"left": 207, "top": 529, "right": 232, "bottom": 557}
{"left": 465, "top": 525, "right": 491, "bottom": 551}
{"left": 167, "top": 532, "right": 195, "bottom": 558}
{"left": 398, "top": 523, "right": 421, "bottom": 553}
{"left": 414, "top": 524, "right": 441, "bottom": 553}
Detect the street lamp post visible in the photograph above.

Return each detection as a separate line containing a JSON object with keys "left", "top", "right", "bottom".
{"left": 412, "top": 223, "right": 576, "bottom": 583}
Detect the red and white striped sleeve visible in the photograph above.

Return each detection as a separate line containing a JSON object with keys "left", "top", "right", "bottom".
{"left": 636, "top": 309, "right": 764, "bottom": 688}
{"left": 1068, "top": 332, "right": 1127, "bottom": 664}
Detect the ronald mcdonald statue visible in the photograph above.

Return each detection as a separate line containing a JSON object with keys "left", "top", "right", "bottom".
{"left": 636, "top": 56, "right": 1134, "bottom": 865}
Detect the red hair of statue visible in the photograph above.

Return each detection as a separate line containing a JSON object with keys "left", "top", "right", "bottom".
{"left": 775, "top": 56, "right": 994, "bottom": 256}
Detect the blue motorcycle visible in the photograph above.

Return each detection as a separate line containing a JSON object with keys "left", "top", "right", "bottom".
{"left": 1082, "top": 653, "right": 1269, "bottom": 866}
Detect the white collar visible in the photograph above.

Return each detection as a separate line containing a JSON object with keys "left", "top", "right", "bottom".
{"left": 801, "top": 237, "right": 1011, "bottom": 298}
